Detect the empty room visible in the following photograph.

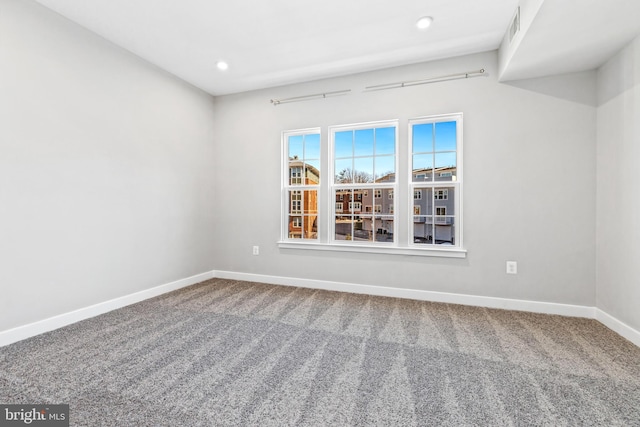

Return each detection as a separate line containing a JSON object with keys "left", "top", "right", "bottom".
{"left": 1, "top": 0, "right": 639, "bottom": 425}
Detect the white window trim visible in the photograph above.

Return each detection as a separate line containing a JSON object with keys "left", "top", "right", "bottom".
{"left": 281, "top": 128, "right": 321, "bottom": 242}
{"left": 277, "top": 240, "right": 466, "bottom": 257}
{"left": 279, "top": 115, "right": 465, "bottom": 258}
{"left": 329, "top": 120, "right": 399, "bottom": 247}
{"left": 408, "top": 113, "right": 463, "bottom": 249}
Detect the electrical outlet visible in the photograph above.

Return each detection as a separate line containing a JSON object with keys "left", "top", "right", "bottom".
{"left": 252, "top": 246, "right": 259, "bottom": 256}
{"left": 506, "top": 261, "right": 518, "bottom": 275}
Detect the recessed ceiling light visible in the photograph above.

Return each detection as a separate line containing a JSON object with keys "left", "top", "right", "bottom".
{"left": 416, "top": 16, "right": 433, "bottom": 30}
{"left": 216, "top": 61, "right": 229, "bottom": 71}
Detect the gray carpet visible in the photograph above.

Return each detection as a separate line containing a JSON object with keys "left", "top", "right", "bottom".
{"left": 1, "top": 278, "right": 639, "bottom": 426}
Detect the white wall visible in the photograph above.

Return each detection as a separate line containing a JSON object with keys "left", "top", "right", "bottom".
{"left": 596, "top": 35, "right": 640, "bottom": 333}
{"left": 0, "top": 0, "right": 216, "bottom": 332}
{"left": 213, "top": 51, "right": 597, "bottom": 306}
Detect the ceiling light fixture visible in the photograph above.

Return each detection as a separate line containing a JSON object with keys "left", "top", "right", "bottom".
{"left": 216, "top": 61, "right": 229, "bottom": 71}
{"left": 416, "top": 16, "right": 433, "bottom": 30}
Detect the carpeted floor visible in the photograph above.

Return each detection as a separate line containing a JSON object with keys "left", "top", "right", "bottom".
{"left": 1, "top": 278, "right": 639, "bottom": 426}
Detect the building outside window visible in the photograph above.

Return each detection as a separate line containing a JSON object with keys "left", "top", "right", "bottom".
{"left": 331, "top": 121, "right": 397, "bottom": 243}
{"left": 410, "top": 114, "right": 462, "bottom": 246}
{"left": 281, "top": 113, "right": 463, "bottom": 255}
{"left": 283, "top": 129, "right": 320, "bottom": 239}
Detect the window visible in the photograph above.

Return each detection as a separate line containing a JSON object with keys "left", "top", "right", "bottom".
{"left": 410, "top": 114, "right": 462, "bottom": 247}
{"left": 283, "top": 129, "right": 320, "bottom": 240}
{"left": 348, "top": 201, "right": 362, "bottom": 212}
{"left": 435, "top": 189, "right": 448, "bottom": 200}
{"left": 332, "top": 121, "right": 397, "bottom": 243}
{"left": 280, "top": 114, "right": 463, "bottom": 257}
{"left": 290, "top": 167, "right": 302, "bottom": 185}
{"left": 291, "top": 190, "right": 302, "bottom": 214}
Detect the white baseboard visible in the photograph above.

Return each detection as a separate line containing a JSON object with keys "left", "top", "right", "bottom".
{"left": 0, "top": 270, "right": 215, "bottom": 347}
{"left": 3, "top": 269, "right": 638, "bottom": 350}
{"left": 596, "top": 309, "right": 640, "bottom": 348}
{"left": 214, "top": 270, "right": 596, "bottom": 318}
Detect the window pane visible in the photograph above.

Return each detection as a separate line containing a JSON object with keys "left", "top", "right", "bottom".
{"left": 375, "top": 127, "right": 395, "bottom": 155}
{"left": 304, "top": 215, "right": 318, "bottom": 239}
{"left": 335, "top": 188, "right": 350, "bottom": 200}
{"left": 435, "top": 152, "right": 456, "bottom": 169}
{"left": 305, "top": 160, "right": 321, "bottom": 184}
{"left": 353, "top": 157, "right": 374, "bottom": 183}
{"left": 335, "top": 216, "right": 354, "bottom": 240}
{"left": 289, "top": 190, "right": 302, "bottom": 214}
{"left": 363, "top": 195, "right": 373, "bottom": 213}
{"left": 348, "top": 189, "right": 364, "bottom": 212}
{"left": 435, "top": 166, "right": 456, "bottom": 182}
{"left": 354, "top": 216, "right": 372, "bottom": 242}
{"left": 413, "top": 123, "right": 433, "bottom": 153}
{"left": 303, "top": 190, "right": 318, "bottom": 214}
{"left": 335, "top": 159, "right": 353, "bottom": 183}
{"left": 375, "top": 216, "right": 394, "bottom": 242}
{"left": 434, "top": 186, "right": 453, "bottom": 203}
{"left": 288, "top": 135, "right": 303, "bottom": 159}
{"left": 355, "top": 129, "right": 374, "bottom": 156}
{"left": 305, "top": 133, "right": 321, "bottom": 159}
{"left": 413, "top": 217, "right": 433, "bottom": 245}
{"left": 413, "top": 154, "right": 433, "bottom": 182}
{"left": 435, "top": 216, "right": 455, "bottom": 245}
{"left": 375, "top": 156, "right": 395, "bottom": 182}
{"left": 288, "top": 216, "right": 302, "bottom": 239}
{"left": 413, "top": 187, "right": 432, "bottom": 216}
{"left": 435, "top": 121, "right": 456, "bottom": 152}
{"left": 289, "top": 165, "right": 302, "bottom": 185}
{"left": 335, "top": 131, "right": 353, "bottom": 158}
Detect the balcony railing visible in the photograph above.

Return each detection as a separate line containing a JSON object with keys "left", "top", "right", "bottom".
{"left": 414, "top": 217, "right": 454, "bottom": 225}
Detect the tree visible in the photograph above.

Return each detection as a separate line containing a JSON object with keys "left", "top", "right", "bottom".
{"left": 335, "top": 168, "right": 373, "bottom": 183}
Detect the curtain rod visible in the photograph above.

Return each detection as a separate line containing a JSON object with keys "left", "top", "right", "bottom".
{"left": 364, "top": 68, "right": 486, "bottom": 92}
{"left": 271, "top": 89, "right": 351, "bottom": 106}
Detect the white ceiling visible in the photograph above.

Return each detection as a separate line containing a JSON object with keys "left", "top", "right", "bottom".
{"left": 500, "top": 0, "right": 640, "bottom": 81}
{"left": 32, "top": 0, "right": 640, "bottom": 96}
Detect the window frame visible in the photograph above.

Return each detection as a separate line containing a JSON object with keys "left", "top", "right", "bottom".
{"left": 409, "top": 113, "right": 463, "bottom": 249}
{"left": 329, "top": 120, "right": 399, "bottom": 246}
{"left": 279, "top": 115, "right": 465, "bottom": 258}
{"left": 281, "top": 128, "right": 321, "bottom": 242}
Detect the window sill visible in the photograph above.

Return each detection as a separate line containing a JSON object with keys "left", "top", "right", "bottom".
{"left": 277, "top": 241, "right": 467, "bottom": 258}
